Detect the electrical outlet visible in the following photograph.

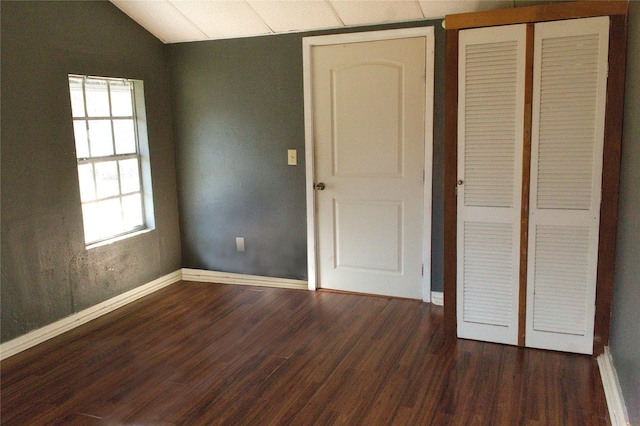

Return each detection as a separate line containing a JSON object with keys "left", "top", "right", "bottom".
{"left": 287, "top": 149, "right": 297, "bottom": 166}
{"left": 236, "top": 237, "right": 245, "bottom": 252}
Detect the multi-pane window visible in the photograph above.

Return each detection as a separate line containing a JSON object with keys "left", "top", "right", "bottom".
{"left": 69, "top": 75, "right": 148, "bottom": 245}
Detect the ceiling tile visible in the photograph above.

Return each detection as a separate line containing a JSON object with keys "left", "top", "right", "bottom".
{"left": 418, "top": 0, "right": 513, "bottom": 19}
{"left": 111, "top": 0, "right": 207, "bottom": 43}
{"left": 169, "top": 0, "right": 272, "bottom": 39}
{"left": 330, "top": 0, "right": 424, "bottom": 26}
{"left": 247, "top": 0, "right": 342, "bottom": 33}
{"left": 112, "top": 0, "right": 516, "bottom": 44}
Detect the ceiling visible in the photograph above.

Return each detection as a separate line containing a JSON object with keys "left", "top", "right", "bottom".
{"left": 110, "top": 0, "right": 515, "bottom": 44}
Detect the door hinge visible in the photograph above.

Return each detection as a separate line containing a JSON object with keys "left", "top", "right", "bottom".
{"left": 422, "top": 264, "right": 424, "bottom": 276}
{"left": 423, "top": 169, "right": 425, "bottom": 183}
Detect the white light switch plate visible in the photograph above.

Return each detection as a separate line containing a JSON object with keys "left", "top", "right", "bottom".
{"left": 287, "top": 149, "right": 297, "bottom": 166}
{"left": 236, "top": 237, "right": 245, "bottom": 252}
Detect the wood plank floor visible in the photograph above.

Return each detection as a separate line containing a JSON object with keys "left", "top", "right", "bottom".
{"left": 1, "top": 281, "right": 610, "bottom": 425}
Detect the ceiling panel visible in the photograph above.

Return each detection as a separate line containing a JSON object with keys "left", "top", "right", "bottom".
{"left": 111, "top": 0, "right": 206, "bottom": 43}
{"left": 111, "top": 0, "right": 516, "bottom": 44}
{"left": 248, "top": 0, "right": 342, "bottom": 32}
{"left": 331, "top": 0, "right": 424, "bottom": 26}
{"left": 169, "top": 0, "right": 272, "bottom": 39}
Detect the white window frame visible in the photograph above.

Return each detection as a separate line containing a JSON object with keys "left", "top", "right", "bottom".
{"left": 69, "top": 74, "right": 154, "bottom": 247}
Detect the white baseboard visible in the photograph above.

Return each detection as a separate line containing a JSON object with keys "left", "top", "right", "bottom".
{"left": 0, "top": 270, "right": 182, "bottom": 361}
{"left": 431, "top": 291, "right": 444, "bottom": 306}
{"left": 598, "top": 346, "right": 631, "bottom": 426}
{"left": 182, "top": 268, "right": 308, "bottom": 290}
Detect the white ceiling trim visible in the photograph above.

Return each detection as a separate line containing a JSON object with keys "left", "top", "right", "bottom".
{"left": 110, "top": 0, "right": 515, "bottom": 44}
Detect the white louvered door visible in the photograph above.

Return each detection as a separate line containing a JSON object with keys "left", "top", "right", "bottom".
{"left": 457, "top": 25, "right": 527, "bottom": 345}
{"left": 526, "top": 17, "right": 609, "bottom": 354}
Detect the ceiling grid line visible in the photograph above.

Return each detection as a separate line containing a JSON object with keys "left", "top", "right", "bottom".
{"left": 326, "top": 0, "right": 346, "bottom": 27}
{"left": 415, "top": 0, "right": 426, "bottom": 19}
{"left": 166, "top": 0, "right": 209, "bottom": 38}
{"left": 245, "top": 1, "right": 276, "bottom": 34}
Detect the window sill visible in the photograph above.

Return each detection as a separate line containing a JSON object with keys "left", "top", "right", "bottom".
{"left": 86, "top": 228, "right": 153, "bottom": 250}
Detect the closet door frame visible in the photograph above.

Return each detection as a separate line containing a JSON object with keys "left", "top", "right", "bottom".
{"left": 443, "top": 1, "right": 628, "bottom": 356}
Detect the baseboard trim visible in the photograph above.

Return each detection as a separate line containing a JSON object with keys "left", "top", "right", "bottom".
{"left": 0, "top": 270, "right": 182, "bottom": 361}
{"left": 182, "top": 268, "right": 308, "bottom": 290}
{"left": 597, "top": 346, "right": 630, "bottom": 426}
{"left": 431, "top": 291, "right": 444, "bottom": 306}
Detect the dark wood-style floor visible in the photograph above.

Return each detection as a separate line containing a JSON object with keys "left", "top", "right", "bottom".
{"left": 1, "top": 281, "right": 610, "bottom": 425}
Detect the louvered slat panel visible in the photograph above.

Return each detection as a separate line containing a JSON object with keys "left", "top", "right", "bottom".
{"left": 464, "top": 40, "right": 518, "bottom": 208}
{"left": 526, "top": 17, "right": 608, "bottom": 355}
{"left": 463, "top": 222, "right": 514, "bottom": 326}
{"left": 457, "top": 24, "right": 525, "bottom": 346}
{"left": 535, "top": 34, "right": 601, "bottom": 210}
{"left": 531, "top": 226, "right": 590, "bottom": 335}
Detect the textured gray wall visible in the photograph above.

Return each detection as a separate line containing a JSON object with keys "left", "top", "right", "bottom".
{"left": 1, "top": 1, "right": 182, "bottom": 343}
{"left": 168, "top": 21, "right": 445, "bottom": 287}
{"left": 609, "top": 2, "right": 640, "bottom": 423}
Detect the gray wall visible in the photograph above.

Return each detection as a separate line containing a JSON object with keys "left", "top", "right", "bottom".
{"left": 168, "top": 21, "right": 445, "bottom": 287}
{"left": 1, "top": 1, "right": 182, "bottom": 343}
{"left": 609, "top": 2, "right": 640, "bottom": 423}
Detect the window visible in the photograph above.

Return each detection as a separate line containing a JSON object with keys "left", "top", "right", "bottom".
{"left": 69, "top": 75, "right": 153, "bottom": 245}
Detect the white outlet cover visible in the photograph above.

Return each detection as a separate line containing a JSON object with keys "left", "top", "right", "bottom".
{"left": 236, "top": 237, "right": 245, "bottom": 252}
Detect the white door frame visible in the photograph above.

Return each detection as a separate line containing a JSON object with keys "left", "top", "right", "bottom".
{"left": 302, "top": 27, "right": 435, "bottom": 302}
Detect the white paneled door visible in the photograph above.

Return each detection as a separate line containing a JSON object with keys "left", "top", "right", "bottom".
{"left": 307, "top": 30, "right": 433, "bottom": 299}
{"left": 457, "top": 24, "right": 527, "bottom": 345}
{"left": 526, "top": 17, "right": 609, "bottom": 354}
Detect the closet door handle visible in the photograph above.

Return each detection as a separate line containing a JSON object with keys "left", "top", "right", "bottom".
{"left": 457, "top": 180, "right": 464, "bottom": 186}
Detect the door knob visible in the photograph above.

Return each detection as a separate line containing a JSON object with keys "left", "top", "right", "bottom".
{"left": 457, "top": 180, "right": 464, "bottom": 186}
{"left": 314, "top": 182, "right": 326, "bottom": 190}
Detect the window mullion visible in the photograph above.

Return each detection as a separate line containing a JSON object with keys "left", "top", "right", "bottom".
{"left": 116, "top": 159, "right": 123, "bottom": 196}
{"left": 115, "top": 157, "right": 124, "bottom": 230}
{"left": 136, "top": 155, "right": 146, "bottom": 224}
{"left": 81, "top": 190, "right": 141, "bottom": 205}
{"left": 108, "top": 81, "right": 125, "bottom": 208}
{"left": 76, "top": 116, "right": 133, "bottom": 121}
{"left": 85, "top": 80, "right": 98, "bottom": 203}
{"left": 107, "top": 80, "right": 117, "bottom": 157}
{"left": 130, "top": 83, "right": 140, "bottom": 153}
{"left": 90, "top": 163, "right": 99, "bottom": 209}
{"left": 81, "top": 78, "right": 92, "bottom": 158}
{"left": 119, "top": 195, "right": 126, "bottom": 232}
{"left": 78, "top": 153, "right": 138, "bottom": 164}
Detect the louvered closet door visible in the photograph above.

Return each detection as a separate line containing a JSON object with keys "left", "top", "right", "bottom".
{"left": 457, "top": 25, "right": 527, "bottom": 345}
{"left": 526, "top": 17, "right": 609, "bottom": 355}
